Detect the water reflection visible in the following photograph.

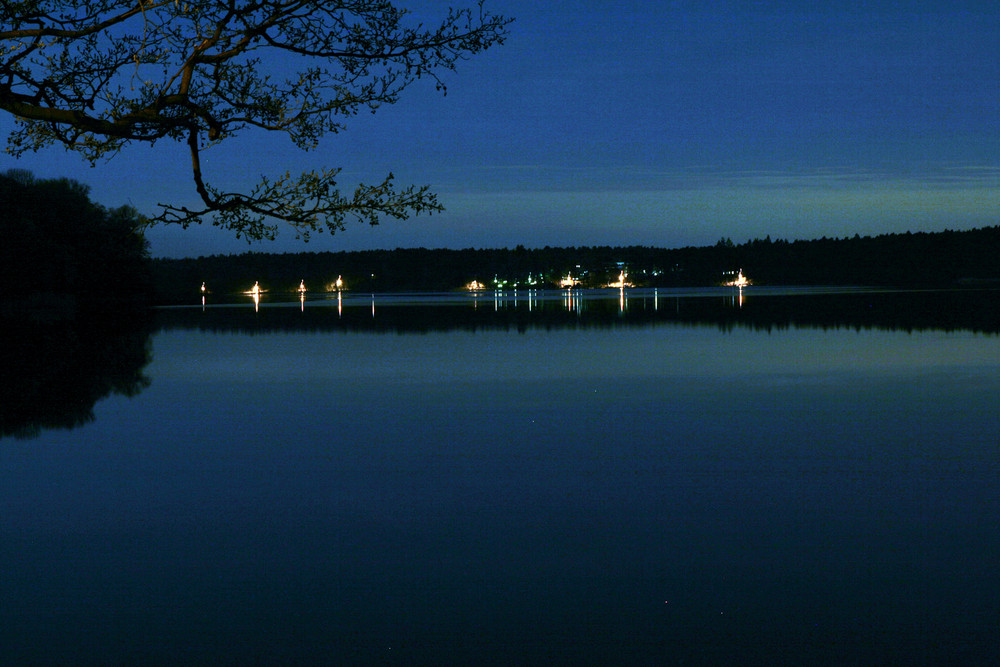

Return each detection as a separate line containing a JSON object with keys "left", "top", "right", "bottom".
{"left": 729, "top": 286, "right": 745, "bottom": 309}
{"left": 0, "top": 306, "right": 153, "bottom": 439}
{"left": 563, "top": 287, "right": 584, "bottom": 314}
{"left": 158, "top": 288, "right": 1000, "bottom": 336}
{"left": 6, "top": 290, "right": 999, "bottom": 665}
{"left": 9, "top": 289, "right": 993, "bottom": 440}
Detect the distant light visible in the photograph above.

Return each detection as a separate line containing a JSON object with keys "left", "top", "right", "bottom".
{"left": 559, "top": 274, "right": 578, "bottom": 288}
{"left": 723, "top": 269, "right": 750, "bottom": 288}
{"left": 606, "top": 270, "right": 631, "bottom": 289}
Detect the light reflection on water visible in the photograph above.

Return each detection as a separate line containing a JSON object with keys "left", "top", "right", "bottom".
{"left": 2, "top": 290, "right": 999, "bottom": 665}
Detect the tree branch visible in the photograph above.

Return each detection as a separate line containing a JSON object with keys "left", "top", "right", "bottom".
{"left": 0, "top": 0, "right": 511, "bottom": 240}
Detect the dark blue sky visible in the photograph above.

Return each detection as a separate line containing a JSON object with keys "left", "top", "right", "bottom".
{"left": 3, "top": 0, "right": 998, "bottom": 257}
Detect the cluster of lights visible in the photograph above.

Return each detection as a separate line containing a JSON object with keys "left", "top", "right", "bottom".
{"left": 559, "top": 274, "right": 579, "bottom": 288}
{"left": 204, "top": 263, "right": 734, "bottom": 298}
{"left": 606, "top": 270, "right": 630, "bottom": 289}
{"left": 723, "top": 269, "right": 750, "bottom": 288}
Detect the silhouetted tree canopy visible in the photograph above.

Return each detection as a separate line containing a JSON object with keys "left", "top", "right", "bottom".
{"left": 0, "top": 307, "right": 153, "bottom": 439}
{"left": 0, "top": 1, "right": 511, "bottom": 241}
{"left": 0, "top": 169, "right": 151, "bottom": 304}
{"left": 150, "top": 225, "right": 1000, "bottom": 301}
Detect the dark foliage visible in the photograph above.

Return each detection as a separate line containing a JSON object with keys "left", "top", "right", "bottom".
{"left": 0, "top": 1, "right": 511, "bottom": 240}
{"left": 151, "top": 226, "right": 1000, "bottom": 301}
{"left": 0, "top": 170, "right": 152, "bottom": 307}
{"left": 0, "top": 307, "right": 154, "bottom": 439}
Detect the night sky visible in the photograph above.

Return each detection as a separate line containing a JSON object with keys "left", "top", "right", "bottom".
{"left": 3, "top": 0, "right": 998, "bottom": 258}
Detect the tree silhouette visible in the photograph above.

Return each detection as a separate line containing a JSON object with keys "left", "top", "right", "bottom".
{"left": 0, "top": 1, "right": 511, "bottom": 240}
{"left": 0, "top": 309, "right": 153, "bottom": 439}
{"left": 0, "top": 170, "right": 152, "bottom": 301}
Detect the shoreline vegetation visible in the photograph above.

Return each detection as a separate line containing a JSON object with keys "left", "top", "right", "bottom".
{"left": 151, "top": 225, "right": 1000, "bottom": 304}
{"left": 0, "top": 171, "right": 152, "bottom": 318}
{"left": 2, "top": 171, "right": 998, "bottom": 310}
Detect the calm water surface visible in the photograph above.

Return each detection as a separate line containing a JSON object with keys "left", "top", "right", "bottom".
{"left": 2, "top": 289, "right": 999, "bottom": 665}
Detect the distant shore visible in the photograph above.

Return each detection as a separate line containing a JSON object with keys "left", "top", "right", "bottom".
{"left": 150, "top": 225, "right": 1000, "bottom": 304}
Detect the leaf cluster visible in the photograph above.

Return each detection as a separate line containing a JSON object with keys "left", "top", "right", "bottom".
{"left": 0, "top": 168, "right": 152, "bottom": 297}
{"left": 0, "top": 1, "right": 511, "bottom": 239}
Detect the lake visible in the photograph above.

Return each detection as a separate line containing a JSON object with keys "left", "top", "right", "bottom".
{"left": 2, "top": 288, "right": 999, "bottom": 665}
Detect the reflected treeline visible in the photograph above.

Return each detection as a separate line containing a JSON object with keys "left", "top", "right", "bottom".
{"left": 0, "top": 306, "right": 154, "bottom": 440}
{"left": 155, "top": 288, "right": 1000, "bottom": 336}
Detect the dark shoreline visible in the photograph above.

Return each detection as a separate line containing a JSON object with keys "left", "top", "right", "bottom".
{"left": 149, "top": 225, "right": 1000, "bottom": 302}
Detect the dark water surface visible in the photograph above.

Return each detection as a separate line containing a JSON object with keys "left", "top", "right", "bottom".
{"left": 3, "top": 289, "right": 999, "bottom": 665}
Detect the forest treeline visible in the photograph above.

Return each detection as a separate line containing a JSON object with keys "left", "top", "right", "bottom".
{"left": 0, "top": 170, "right": 154, "bottom": 436}
{"left": 2, "top": 167, "right": 993, "bottom": 306}
{"left": 0, "top": 170, "right": 152, "bottom": 313}
{"left": 152, "top": 225, "right": 1000, "bottom": 301}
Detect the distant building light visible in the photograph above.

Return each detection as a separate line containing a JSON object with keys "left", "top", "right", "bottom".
{"left": 559, "top": 274, "right": 579, "bottom": 288}
{"left": 723, "top": 269, "right": 750, "bottom": 287}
